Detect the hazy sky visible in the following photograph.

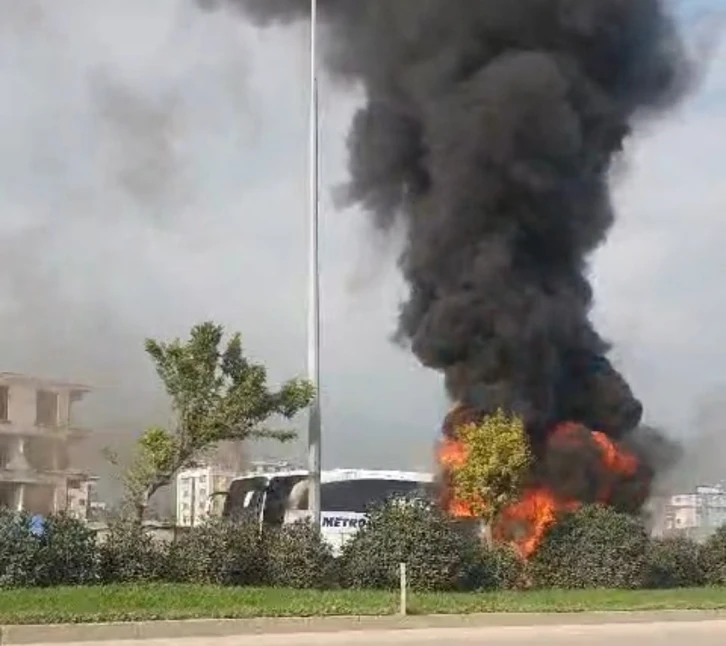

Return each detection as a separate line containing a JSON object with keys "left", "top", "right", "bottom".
{"left": 0, "top": 0, "right": 724, "bottom": 475}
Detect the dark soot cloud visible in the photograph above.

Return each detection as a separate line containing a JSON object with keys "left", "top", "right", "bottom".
{"left": 220, "top": 1, "right": 690, "bottom": 454}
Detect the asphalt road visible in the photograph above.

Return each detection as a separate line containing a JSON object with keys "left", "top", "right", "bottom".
{"left": 46, "top": 619, "right": 726, "bottom": 646}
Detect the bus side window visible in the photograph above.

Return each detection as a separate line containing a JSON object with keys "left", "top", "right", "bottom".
{"left": 319, "top": 480, "right": 431, "bottom": 514}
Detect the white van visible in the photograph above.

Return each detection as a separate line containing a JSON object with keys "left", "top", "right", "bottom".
{"left": 213, "top": 468, "right": 434, "bottom": 554}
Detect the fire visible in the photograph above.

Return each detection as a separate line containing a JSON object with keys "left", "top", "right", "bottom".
{"left": 438, "top": 437, "right": 468, "bottom": 470}
{"left": 494, "top": 488, "right": 579, "bottom": 558}
{"left": 437, "top": 437, "right": 475, "bottom": 517}
{"left": 591, "top": 431, "right": 638, "bottom": 476}
{"left": 552, "top": 422, "right": 638, "bottom": 477}
{"left": 449, "top": 499, "right": 476, "bottom": 518}
{"left": 438, "top": 412, "right": 640, "bottom": 558}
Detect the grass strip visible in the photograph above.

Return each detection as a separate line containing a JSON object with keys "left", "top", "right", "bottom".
{"left": 1, "top": 585, "right": 726, "bottom": 624}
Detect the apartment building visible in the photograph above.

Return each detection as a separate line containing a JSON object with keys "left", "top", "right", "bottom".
{"left": 0, "top": 372, "right": 95, "bottom": 516}
{"left": 657, "top": 484, "right": 726, "bottom": 541}
{"left": 176, "top": 465, "right": 237, "bottom": 527}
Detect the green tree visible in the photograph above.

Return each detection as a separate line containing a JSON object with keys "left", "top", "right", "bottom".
{"left": 108, "top": 321, "right": 314, "bottom": 521}
{"left": 449, "top": 409, "right": 532, "bottom": 525}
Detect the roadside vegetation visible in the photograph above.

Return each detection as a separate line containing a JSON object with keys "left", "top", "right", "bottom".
{"left": 3, "top": 500, "right": 726, "bottom": 624}
{"left": 1, "top": 585, "right": 726, "bottom": 625}
{"left": 3, "top": 322, "right": 726, "bottom": 624}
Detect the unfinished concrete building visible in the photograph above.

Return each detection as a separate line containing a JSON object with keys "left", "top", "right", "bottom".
{"left": 0, "top": 372, "right": 94, "bottom": 516}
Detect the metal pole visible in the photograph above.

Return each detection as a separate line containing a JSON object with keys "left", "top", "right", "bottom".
{"left": 307, "top": 0, "right": 322, "bottom": 529}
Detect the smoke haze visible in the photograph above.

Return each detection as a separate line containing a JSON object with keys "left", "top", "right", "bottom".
{"left": 0, "top": 0, "right": 283, "bottom": 500}
{"left": 0, "top": 0, "right": 441, "bottom": 501}
{"left": 2, "top": 0, "right": 725, "bottom": 508}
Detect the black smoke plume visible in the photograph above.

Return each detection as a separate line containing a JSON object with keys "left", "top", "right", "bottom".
{"left": 222, "top": 1, "right": 689, "bottom": 488}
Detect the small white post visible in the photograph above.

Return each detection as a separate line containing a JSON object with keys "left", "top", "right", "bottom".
{"left": 399, "top": 562, "right": 408, "bottom": 616}
{"left": 16, "top": 483, "right": 25, "bottom": 512}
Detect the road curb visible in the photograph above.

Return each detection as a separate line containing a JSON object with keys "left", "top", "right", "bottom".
{"left": 2, "top": 610, "right": 726, "bottom": 644}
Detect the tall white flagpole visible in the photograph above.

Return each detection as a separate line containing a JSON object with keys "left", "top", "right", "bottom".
{"left": 307, "top": 0, "right": 322, "bottom": 529}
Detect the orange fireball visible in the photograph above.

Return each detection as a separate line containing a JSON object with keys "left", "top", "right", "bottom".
{"left": 437, "top": 409, "right": 641, "bottom": 558}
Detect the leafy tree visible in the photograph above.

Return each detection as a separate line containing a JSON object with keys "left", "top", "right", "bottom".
{"left": 108, "top": 321, "right": 314, "bottom": 521}
{"left": 449, "top": 409, "right": 532, "bottom": 525}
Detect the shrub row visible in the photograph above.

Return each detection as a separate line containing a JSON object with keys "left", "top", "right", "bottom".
{"left": 1, "top": 502, "right": 725, "bottom": 591}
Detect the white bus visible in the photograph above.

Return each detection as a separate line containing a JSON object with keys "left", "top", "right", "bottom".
{"left": 211, "top": 468, "right": 434, "bottom": 554}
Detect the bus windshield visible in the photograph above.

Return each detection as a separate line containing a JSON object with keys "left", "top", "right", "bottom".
{"left": 222, "top": 474, "right": 307, "bottom": 524}
{"left": 222, "top": 476, "right": 267, "bottom": 521}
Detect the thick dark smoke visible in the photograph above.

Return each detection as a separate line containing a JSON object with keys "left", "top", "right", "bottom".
{"left": 227, "top": 1, "right": 688, "bottom": 425}
{"left": 223, "top": 0, "right": 690, "bottom": 502}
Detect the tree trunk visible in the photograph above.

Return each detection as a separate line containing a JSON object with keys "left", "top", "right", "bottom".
{"left": 132, "top": 499, "right": 147, "bottom": 524}
{"left": 481, "top": 521, "right": 494, "bottom": 546}
{"left": 131, "top": 487, "right": 156, "bottom": 524}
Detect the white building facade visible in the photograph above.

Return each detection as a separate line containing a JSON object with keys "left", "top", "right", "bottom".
{"left": 662, "top": 484, "right": 726, "bottom": 540}
{"left": 176, "top": 466, "right": 237, "bottom": 527}
{"left": 0, "top": 372, "right": 94, "bottom": 516}
{"left": 66, "top": 476, "right": 102, "bottom": 521}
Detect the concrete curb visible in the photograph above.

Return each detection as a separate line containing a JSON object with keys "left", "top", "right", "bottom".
{"left": 2, "top": 610, "right": 726, "bottom": 644}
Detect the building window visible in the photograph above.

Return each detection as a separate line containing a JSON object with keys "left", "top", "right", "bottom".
{"left": 0, "top": 386, "right": 8, "bottom": 422}
{"left": 36, "top": 390, "right": 59, "bottom": 426}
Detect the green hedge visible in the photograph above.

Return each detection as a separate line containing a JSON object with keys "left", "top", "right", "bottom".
{"left": 0, "top": 502, "right": 718, "bottom": 592}
{"left": 265, "top": 520, "right": 338, "bottom": 589}
{"left": 165, "top": 518, "right": 266, "bottom": 586}
{"left": 0, "top": 510, "right": 97, "bottom": 588}
{"left": 644, "top": 536, "right": 705, "bottom": 589}
{"left": 700, "top": 525, "right": 726, "bottom": 586}
{"left": 98, "top": 520, "right": 165, "bottom": 584}
{"left": 528, "top": 505, "right": 650, "bottom": 589}
{"left": 338, "top": 498, "right": 478, "bottom": 591}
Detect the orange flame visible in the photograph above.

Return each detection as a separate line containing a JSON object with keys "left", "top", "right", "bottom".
{"left": 438, "top": 437, "right": 468, "bottom": 470}
{"left": 548, "top": 422, "right": 638, "bottom": 502}
{"left": 494, "top": 488, "right": 579, "bottom": 558}
{"left": 437, "top": 437, "right": 475, "bottom": 517}
{"left": 552, "top": 422, "right": 638, "bottom": 477}
{"left": 438, "top": 412, "right": 641, "bottom": 559}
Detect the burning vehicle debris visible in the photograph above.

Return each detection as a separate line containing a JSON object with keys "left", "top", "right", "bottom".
{"left": 223, "top": 0, "right": 691, "bottom": 556}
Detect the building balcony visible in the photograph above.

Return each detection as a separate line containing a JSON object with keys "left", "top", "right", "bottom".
{"left": 0, "top": 468, "right": 65, "bottom": 486}
{"left": 0, "top": 466, "right": 91, "bottom": 484}
{"left": 0, "top": 420, "right": 91, "bottom": 440}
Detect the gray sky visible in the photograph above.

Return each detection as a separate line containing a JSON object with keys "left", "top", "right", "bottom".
{"left": 0, "top": 0, "right": 725, "bottom": 478}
